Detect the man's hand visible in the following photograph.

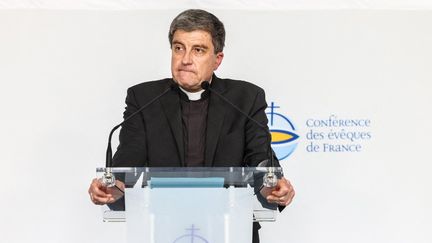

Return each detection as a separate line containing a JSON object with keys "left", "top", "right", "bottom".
{"left": 88, "top": 178, "right": 125, "bottom": 205}
{"left": 260, "top": 177, "right": 295, "bottom": 206}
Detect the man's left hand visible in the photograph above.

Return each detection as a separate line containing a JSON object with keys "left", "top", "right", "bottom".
{"left": 261, "top": 177, "right": 295, "bottom": 206}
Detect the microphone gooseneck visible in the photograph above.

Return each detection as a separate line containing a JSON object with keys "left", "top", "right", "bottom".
{"left": 102, "top": 82, "right": 177, "bottom": 188}
{"left": 200, "top": 81, "right": 278, "bottom": 188}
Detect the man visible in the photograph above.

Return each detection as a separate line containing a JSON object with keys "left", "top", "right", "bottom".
{"left": 88, "top": 9, "right": 295, "bottom": 242}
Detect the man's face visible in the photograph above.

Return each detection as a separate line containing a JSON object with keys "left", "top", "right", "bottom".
{"left": 171, "top": 30, "right": 224, "bottom": 92}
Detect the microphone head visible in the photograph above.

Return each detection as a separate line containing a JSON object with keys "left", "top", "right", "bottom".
{"left": 201, "top": 81, "right": 210, "bottom": 90}
{"left": 170, "top": 81, "right": 180, "bottom": 91}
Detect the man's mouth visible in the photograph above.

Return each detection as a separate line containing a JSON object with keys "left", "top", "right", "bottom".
{"left": 179, "top": 69, "right": 195, "bottom": 73}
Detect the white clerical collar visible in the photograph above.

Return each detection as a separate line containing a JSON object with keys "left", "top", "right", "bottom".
{"left": 179, "top": 86, "right": 205, "bottom": 101}
{"left": 178, "top": 78, "right": 213, "bottom": 101}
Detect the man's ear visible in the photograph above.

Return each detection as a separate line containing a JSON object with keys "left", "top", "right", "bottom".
{"left": 213, "top": 52, "right": 224, "bottom": 70}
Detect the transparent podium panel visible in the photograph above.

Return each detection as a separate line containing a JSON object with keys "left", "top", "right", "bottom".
{"left": 96, "top": 167, "right": 283, "bottom": 242}
{"left": 126, "top": 187, "right": 252, "bottom": 243}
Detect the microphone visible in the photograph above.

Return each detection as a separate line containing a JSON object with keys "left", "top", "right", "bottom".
{"left": 200, "top": 81, "right": 278, "bottom": 188}
{"left": 101, "top": 82, "right": 178, "bottom": 188}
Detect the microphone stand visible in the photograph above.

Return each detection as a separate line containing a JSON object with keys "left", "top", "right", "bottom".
{"left": 101, "top": 83, "right": 176, "bottom": 191}
{"left": 201, "top": 81, "right": 278, "bottom": 188}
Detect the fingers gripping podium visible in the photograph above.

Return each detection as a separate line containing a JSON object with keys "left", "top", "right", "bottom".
{"left": 96, "top": 167, "right": 282, "bottom": 243}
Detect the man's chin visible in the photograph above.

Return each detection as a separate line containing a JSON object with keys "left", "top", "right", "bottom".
{"left": 177, "top": 82, "right": 202, "bottom": 92}
{"left": 174, "top": 78, "right": 200, "bottom": 90}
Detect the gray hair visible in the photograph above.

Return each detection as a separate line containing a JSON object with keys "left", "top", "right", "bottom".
{"left": 168, "top": 9, "right": 225, "bottom": 54}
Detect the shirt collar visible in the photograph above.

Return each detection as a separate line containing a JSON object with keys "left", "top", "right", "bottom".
{"left": 177, "top": 76, "right": 213, "bottom": 101}
{"left": 179, "top": 86, "right": 205, "bottom": 101}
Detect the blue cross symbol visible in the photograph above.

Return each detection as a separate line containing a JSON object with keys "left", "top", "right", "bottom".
{"left": 267, "top": 102, "right": 280, "bottom": 126}
{"left": 172, "top": 224, "right": 209, "bottom": 243}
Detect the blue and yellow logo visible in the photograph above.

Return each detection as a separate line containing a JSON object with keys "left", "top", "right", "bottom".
{"left": 266, "top": 102, "right": 299, "bottom": 160}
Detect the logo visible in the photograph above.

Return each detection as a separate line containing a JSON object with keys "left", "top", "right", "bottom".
{"left": 266, "top": 102, "right": 299, "bottom": 160}
{"left": 173, "top": 224, "right": 208, "bottom": 243}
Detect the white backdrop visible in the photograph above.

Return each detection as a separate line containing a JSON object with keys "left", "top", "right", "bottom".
{"left": 1, "top": 7, "right": 431, "bottom": 243}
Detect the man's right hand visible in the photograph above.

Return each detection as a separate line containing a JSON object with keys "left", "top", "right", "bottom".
{"left": 88, "top": 178, "right": 125, "bottom": 205}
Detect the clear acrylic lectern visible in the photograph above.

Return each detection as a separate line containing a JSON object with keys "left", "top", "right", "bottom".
{"left": 96, "top": 167, "right": 282, "bottom": 243}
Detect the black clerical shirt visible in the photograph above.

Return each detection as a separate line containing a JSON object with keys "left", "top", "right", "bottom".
{"left": 179, "top": 90, "right": 210, "bottom": 166}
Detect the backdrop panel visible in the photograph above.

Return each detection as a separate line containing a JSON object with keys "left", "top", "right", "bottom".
{"left": 0, "top": 9, "right": 431, "bottom": 243}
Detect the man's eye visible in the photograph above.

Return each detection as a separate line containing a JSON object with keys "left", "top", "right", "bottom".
{"left": 174, "top": 46, "right": 183, "bottom": 51}
{"left": 194, "top": 48, "right": 205, "bottom": 54}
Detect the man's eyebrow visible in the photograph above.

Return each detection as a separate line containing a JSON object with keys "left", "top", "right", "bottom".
{"left": 171, "top": 41, "right": 209, "bottom": 50}
{"left": 193, "top": 44, "right": 209, "bottom": 49}
{"left": 172, "top": 40, "right": 184, "bottom": 45}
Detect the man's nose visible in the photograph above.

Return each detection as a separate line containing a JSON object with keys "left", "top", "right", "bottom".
{"left": 181, "top": 51, "right": 192, "bottom": 65}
